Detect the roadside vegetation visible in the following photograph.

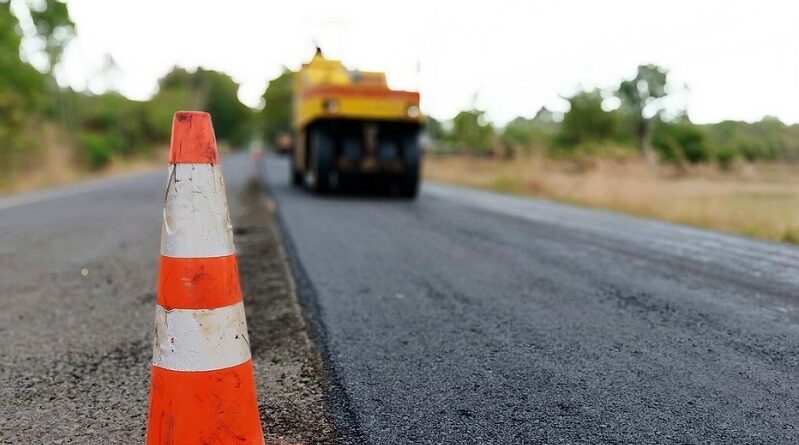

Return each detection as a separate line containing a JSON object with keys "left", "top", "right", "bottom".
{"left": 424, "top": 156, "right": 799, "bottom": 244}
{"left": 423, "top": 65, "right": 799, "bottom": 244}
{"left": 0, "top": 1, "right": 255, "bottom": 193}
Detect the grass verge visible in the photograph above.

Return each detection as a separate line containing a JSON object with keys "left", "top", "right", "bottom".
{"left": 424, "top": 155, "right": 799, "bottom": 244}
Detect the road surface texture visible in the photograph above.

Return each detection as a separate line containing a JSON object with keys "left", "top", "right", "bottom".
{"left": 261, "top": 154, "right": 799, "bottom": 445}
{"left": 0, "top": 155, "right": 334, "bottom": 444}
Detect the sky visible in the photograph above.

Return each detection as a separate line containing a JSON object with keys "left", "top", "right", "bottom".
{"left": 55, "top": 0, "right": 799, "bottom": 126}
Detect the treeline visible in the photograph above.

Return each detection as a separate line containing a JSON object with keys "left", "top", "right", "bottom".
{"left": 3, "top": 1, "right": 797, "bottom": 188}
{"left": 63, "top": 68, "right": 253, "bottom": 169}
{"left": 429, "top": 65, "right": 799, "bottom": 167}
{"left": 0, "top": 1, "right": 255, "bottom": 184}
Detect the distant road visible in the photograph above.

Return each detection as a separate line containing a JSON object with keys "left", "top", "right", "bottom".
{"left": 262, "top": 154, "right": 799, "bottom": 445}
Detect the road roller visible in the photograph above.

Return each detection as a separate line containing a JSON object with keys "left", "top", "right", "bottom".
{"left": 291, "top": 48, "right": 422, "bottom": 197}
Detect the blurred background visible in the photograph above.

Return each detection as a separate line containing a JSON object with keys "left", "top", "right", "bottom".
{"left": 1, "top": 0, "right": 798, "bottom": 241}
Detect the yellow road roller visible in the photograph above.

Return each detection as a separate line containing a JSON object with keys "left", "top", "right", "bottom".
{"left": 291, "top": 49, "right": 422, "bottom": 197}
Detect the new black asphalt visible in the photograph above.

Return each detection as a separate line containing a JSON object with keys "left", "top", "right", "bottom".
{"left": 262, "top": 154, "right": 799, "bottom": 445}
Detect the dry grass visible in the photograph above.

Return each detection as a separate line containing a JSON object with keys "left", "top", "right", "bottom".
{"left": 424, "top": 154, "right": 799, "bottom": 244}
{"left": 0, "top": 125, "right": 165, "bottom": 196}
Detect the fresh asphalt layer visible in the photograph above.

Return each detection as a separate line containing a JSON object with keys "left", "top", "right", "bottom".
{"left": 261, "top": 154, "right": 799, "bottom": 444}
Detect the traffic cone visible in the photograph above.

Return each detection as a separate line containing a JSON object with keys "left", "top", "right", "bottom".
{"left": 146, "top": 111, "right": 265, "bottom": 444}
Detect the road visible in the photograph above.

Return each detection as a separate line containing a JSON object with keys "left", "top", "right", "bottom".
{"left": 0, "top": 165, "right": 164, "bottom": 442}
{"left": 261, "top": 154, "right": 799, "bottom": 444}
{"left": 0, "top": 155, "right": 332, "bottom": 444}
{"left": 2, "top": 153, "right": 797, "bottom": 444}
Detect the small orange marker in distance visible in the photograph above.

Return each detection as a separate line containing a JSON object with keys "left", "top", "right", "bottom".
{"left": 145, "top": 111, "right": 265, "bottom": 444}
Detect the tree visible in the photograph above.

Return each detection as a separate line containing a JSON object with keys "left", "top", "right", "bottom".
{"left": 500, "top": 107, "right": 559, "bottom": 157}
{"left": 558, "top": 89, "right": 619, "bottom": 147}
{"left": 449, "top": 109, "right": 494, "bottom": 154}
{"left": 652, "top": 121, "right": 710, "bottom": 165}
{"left": 616, "top": 64, "right": 670, "bottom": 164}
{"left": 0, "top": 3, "right": 45, "bottom": 102}
{"left": 259, "top": 68, "right": 294, "bottom": 144}
{"left": 702, "top": 116, "right": 794, "bottom": 162}
{"left": 0, "top": 0, "right": 73, "bottom": 179}
{"left": 154, "top": 67, "right": 254, "bottom": 146}
{"left": 425, "top": 115, "right": 445, "bottom": 141}
{"left": 204, "top": 69, "right": 252, "bottom": 146}
{"left": 26, "top": 0, "right": 75, "bottom": 73}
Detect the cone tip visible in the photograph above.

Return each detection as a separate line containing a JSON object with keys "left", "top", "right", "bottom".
{"left": 169, "top": 111, "right": 219, "bottom": 164}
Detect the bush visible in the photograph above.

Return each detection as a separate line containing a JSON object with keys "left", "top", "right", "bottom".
{"left": 714, "top": 145, "right": 738, "bottom": 169}
{"left": 703, "top": 118, "right": 796, "bottom": 162}
{"left": 549, "top": 140, "right": 637, "bottom": 160}
{"left": 652, "top": 122, "right": 710, "bottom": 164}
{"left": 79, "top": 131, "right": 119, "bottom": 170}
{"left": 500, "top": 115, "right": 557, "bottom": 157}
{"left": 557, "top": 89, "right": 620, "bottom": 148}
{"left": 735, "top": 136, "right": 773, "bottom": 161}
{"left": 448, "top": 109, "right": 494, "bottom": 154}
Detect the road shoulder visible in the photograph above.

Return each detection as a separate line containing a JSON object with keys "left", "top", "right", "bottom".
{"left": 232, "top": 178, "right": 336, "bottom": 444}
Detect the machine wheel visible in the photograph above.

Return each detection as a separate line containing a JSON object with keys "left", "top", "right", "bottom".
{"left": 307, "top": 126, "right": 334, "bottom": 194}
{"left": 291, "top": 165, "right": 303, "bottom": 186}
{"left": 290, "top": 153, "right": 303, "bottom": 186}
{"left": 291, "top": 170, "right": 303, "bottom": 186}
{"left": 398, "top": 133, "right": 420, "bottom": 198}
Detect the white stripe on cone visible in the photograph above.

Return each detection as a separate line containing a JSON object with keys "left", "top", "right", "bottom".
{"left": 161, "top": 163, "right": 235, "bottom": 258}
{"left": 152, "top": 302, "right": 251, "bottom": 372}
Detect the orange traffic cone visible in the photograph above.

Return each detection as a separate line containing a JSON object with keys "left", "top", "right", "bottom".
{"left": 146, "top": 111, "right": 265, "bottom": 444}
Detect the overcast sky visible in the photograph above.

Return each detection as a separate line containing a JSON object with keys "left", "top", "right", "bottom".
{"left": 57, "top": 0, "right": 799, "bottom": 125}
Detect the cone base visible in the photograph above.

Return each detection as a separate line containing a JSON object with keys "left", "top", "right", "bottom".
{"left": 146, "top": 360, "right": 265, "bottom": 445}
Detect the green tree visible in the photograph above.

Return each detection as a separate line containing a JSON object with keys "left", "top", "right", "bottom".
{"left": 558, "top": 89, "right": 619, "bottom": 147}
{"left": 14, "top": 0, "right": 76, "bottom": 132}
{"left": 70, "top": 66, "right": 255, "bottom": 170}
{"left": 424, "top": 115, "right": 445, "bottom": 141}
{"left": 449, "top": 109, "right": 494, "bottom": 154}
{"left": 616, "top": 64, "right": 670, "bottom": 163}
{"left": 153, "top": 67, "right": 254, "bottom": 146}
{"left": 259, "top": 68, "right": 294, "bottom": 144}
{"left": 500, "top": 106, "right": 559, "bottom": 157}
{"left": 702, "top": 116, "right": 797, "bottom": 162}
{"left": 0, "top": 3, "right": 46, "bottom": 102}
{"left": 204, "top": 70, "right": 252, "bottom": 146}
{"left": 0, "top": 0, "right": 73, "bottom": 179}
{"left": 652, "top": 121, "right": 710, "bottom": 165}
{"left": 26, "top": 0, "right": 75, "bottom": 73}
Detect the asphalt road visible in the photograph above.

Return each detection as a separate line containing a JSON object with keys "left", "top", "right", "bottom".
{"left": 262, "top": 154, "right": 799, "bottom": 444}
{"left": 3, "top": 153, "right": 798, "bottom": 444}
{"left": 0, "top": 155, "right": 332, "bottom": 444}
{"left": 0, "top": 166, "right": 165, "bottom": 442}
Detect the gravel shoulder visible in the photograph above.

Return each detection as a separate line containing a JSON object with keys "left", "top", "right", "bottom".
{"left": 235, "top": 177, "right": 336, "bottom": 444}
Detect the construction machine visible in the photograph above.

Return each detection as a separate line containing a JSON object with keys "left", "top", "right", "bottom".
{"left": 291, "top": 49, "right": 422, "bottom": 197}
